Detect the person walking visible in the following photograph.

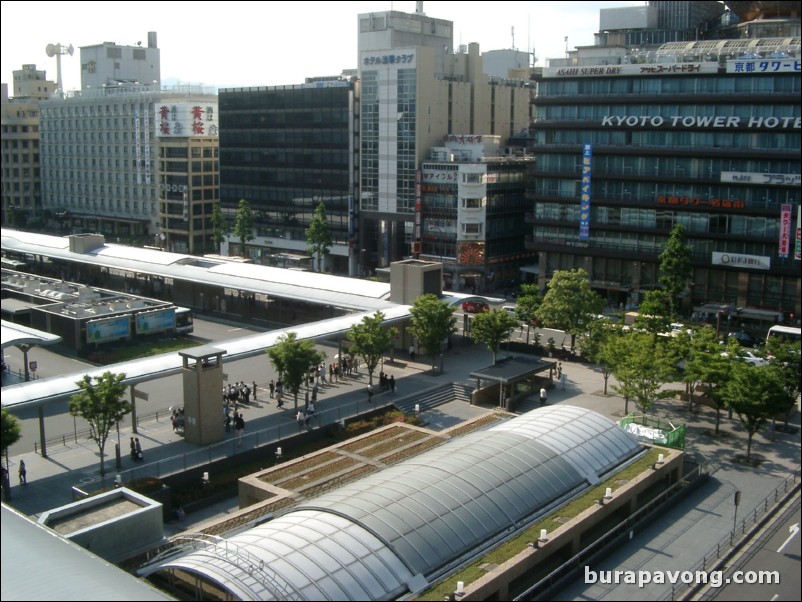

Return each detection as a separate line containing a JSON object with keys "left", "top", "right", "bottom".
{"left": 540, "top": 386, "right": 547, "bottom": 405}
{"left": 252, "top": 381, "right": 258, "bottom": 401}
{"left": 18, "top": 460, "right": 27, "bottom": 485}
{"left": 368, "top": 383, "right": 374, "bottom": 403}
{"left": 130, "top": 436, "right": 137, "bottom": 461}
{"left": 134, "top": 438, "right": 143, "bottom": 462}
{"left": 235, "top": 412, "right": 245, "bottom": 444}
{"left": 390, "top": 374, "right": 395, "bottom": 393}
{"left": 409, "top": 344, "right": 416, "bottom": 361}
{"left": 269, "top": 379, "right": 275, "bottom": 399}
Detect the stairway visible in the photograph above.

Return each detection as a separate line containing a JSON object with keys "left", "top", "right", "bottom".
{"left": 393, "top": 382, "right": 473, "bottom": 415}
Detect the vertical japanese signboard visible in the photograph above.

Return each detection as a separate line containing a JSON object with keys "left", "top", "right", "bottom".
{"left": 779, "top": 204, "right": 792, "bottom": 258}
{"left": 579, "top": 144, "right": 592, "bottom": 240}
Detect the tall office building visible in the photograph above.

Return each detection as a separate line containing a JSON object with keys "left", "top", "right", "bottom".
{"left": 357, "top": 8, "right": 531, "bottom": 273}
{"left": 1, "top": 65, "right": 55, "bottom": 226}
{"left": 526, "top": 33, "right": 800, "bottom": 324}
{"left": 218, "top": 79, "right": 358, "bottom": 275}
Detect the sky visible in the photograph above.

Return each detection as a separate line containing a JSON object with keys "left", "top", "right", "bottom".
{"left": 1, "top": 1, "right": 640, "bottom": 93}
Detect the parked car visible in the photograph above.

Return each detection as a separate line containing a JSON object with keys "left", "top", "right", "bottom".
{"left": 721, "top": 350, "right": 769, "bottom": 367}
{"left": 502, "top": 305, "right": 517, "bottom": 317}
{"left": 462, "top": 301, "right": 489, "bottom": 314}
{"left": 727, "top": 331, "right": 759, "bottom": 347}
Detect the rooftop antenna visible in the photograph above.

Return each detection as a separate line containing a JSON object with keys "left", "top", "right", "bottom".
{"left": 46, "top": 42, "right": 74, "bottom": 96}
{"left": 512, "top": 26, "right": 515, "bottom": 50}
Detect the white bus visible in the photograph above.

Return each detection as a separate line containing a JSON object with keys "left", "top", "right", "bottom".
{"left": 766, "top": 325, "right": 801, "bottom": 345}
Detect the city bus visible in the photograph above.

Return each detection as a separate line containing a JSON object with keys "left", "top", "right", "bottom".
{"left": 175, "top": 307, "right": 194, "bottom": 335}
{"left": 766, "top": 325, "right": 801, "bottom": 345}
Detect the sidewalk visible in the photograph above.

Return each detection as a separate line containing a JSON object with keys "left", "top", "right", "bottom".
{"left": 3, "top": 339, "right": 800, "bottom": 599}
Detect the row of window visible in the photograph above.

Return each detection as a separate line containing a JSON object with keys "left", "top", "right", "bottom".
{"left": 540, "top": 102, "right": 799, "bottom": 122}
{"left": 531, "top": 128, "right": 800, "bottom": 150}
{"left": 539, "top": 73, "right": 800, "bottom": 98}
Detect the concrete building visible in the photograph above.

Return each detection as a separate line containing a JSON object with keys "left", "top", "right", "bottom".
{"left": 420, "top": 135, "right": 535, "bottom": 292}
{"left": 1, "top": 65, "right": 55, "bottom": 227}
{"left": 218, "top": 79, "right": 358, "bottom": 275}
{"left": 525, "top": 16, "right": 801, "bottom": 324}
{"left": 79, "top": 31, "right": 160, "bottom": 90}
{"left": 357, "top": 7, "right": 531, "bottom": 273}
{"left": 38, "top": 84, "right": 218, "bottom": 246}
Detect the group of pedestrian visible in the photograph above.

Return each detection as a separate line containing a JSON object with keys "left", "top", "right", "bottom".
{"left": 377, "top": 371, "right": 395, "bottom": 393}
{"left": 223, "top": 382, "right": 252, "bottom": 406}
{"left": 170, "top": 407, "right": 185, "bottom": 433}
{"left": 296, "top": 400, "right": 317, "bottom": 428}
{"left": 269, "top": 379, "right": 286, "bottom": 407}
{"left": 129, "top": 437, "right": 143, "bottom": 462}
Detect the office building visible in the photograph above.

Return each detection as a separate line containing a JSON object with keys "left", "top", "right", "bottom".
{"left": 357, "top": 8, "right": 531, "bottom": 273}
{"left": 420, "top": 135, "right": 534, "bottom": 292}
{"left": 1, "top": 65, "right": 55, "bottom": 226}
{"left": 218, "top": 79, "right": 358, "bottom": 275}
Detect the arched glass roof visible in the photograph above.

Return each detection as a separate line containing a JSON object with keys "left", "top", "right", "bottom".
{"left": 161, "top": 406, "right": 641, "bottom": 600}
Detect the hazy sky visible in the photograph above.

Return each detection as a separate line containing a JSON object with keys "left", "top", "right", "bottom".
{"left": 1, "top": 1, "right": 638, "bottom": 92}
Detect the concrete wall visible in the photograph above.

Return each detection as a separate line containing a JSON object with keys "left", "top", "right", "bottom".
{"left": 38, "top": 487, "right": 164, "bottom": 564}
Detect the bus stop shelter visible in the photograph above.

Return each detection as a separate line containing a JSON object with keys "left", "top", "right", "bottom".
{"left": 470, "top": 355, "right": 555, "bottom": 411}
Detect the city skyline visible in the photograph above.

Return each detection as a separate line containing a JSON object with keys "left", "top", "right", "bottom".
{"left": 1, "top": 0, "right": 637, "bottom": 93}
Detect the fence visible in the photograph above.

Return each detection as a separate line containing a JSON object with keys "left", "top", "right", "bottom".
{"left": 619, "top": 412, "right": 686, "bottom": 450}
{"left": 659, "top": 466, "right": 801, "bottom": 601}
{"left": 72, "top": 397, "right": 396, "bottom": 495}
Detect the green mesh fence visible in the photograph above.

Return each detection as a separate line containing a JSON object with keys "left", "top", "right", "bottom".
{"left": 619, "top": 413, "right": 686, "bottom": 450}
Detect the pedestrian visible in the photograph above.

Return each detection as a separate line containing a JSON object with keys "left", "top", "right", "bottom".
{"left": 235, "top": 412, "right": 245, "bottom": 444}
{"left": 130, "top": 436, "right": 137, "bottom": 461}
{"left": 276, "top": 390, "right": 284, "bottom": 408}
{"left": 224, "top": 410, "right": 232, "bottom": 433}
{"left": 390, "top": 374, "right": 395, "bottom": 393}
{"left": 540, "top": 386, "right": 547, "bottom": 405}
{"left": 306, "top": 401, "right": 315, "bottom": 425}
{"left": 134, "top": 438, "right": 143, "bottom": 462}
{"left": 252, "top": 381, "right": 258, "bottom": 401}
{"left": 269, "top": 379, "right": 275, "bottom": 398}
{"left": 557, "top": 362, "right": 563, "bottom": 380}
{"left": 368, "top": 383, "right": 374, "bottom": 403}
{"left": 18, "top": 460, "right": 27, "bottom": 485}
{"left": 409, "top": 344, "right": 416, "bottom": 361}
{"left": 296, "top": 409, "right": 306, "bottom": 430}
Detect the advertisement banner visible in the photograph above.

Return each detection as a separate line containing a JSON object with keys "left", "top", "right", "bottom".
{"left": 579, "top": 144, "right": 592, "bottom": 240}
{"left": 135, "top": 308, "right": 176, "bottom": 335}
{"left": 779, "top": 204, "right": 792, "bottom": 258}
{"left": 86, "top": 315, "right": 131, "bottom": 344}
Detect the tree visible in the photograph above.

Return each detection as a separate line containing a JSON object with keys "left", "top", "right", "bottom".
{"left": 471, "top": 309, "right": 519, "bottom": 365}
{"left": 764, "top": 338, "right": 802, "bottom": 431}
{"left": 536, "top": 269, "right": 604, "bottom": 349}
{"left": 634, "top": 289, "right": 671, "bottom": 335}
{"left": 514, "top": 283, "right": 543, "bottom": 345}
{"left": 1, "top": 408, "right": 22, "bottom": 467}
{"left": 658, "top": 224, "right": 693, "bottom": 319}
{"left": 409, "top": 294, "right": 457, "bottom": 371}
{"left": 678, "top": 327, "right": 721, "bottom": 412}
{"left": 211, "top": 202, "right": 227, "bottom": 251}
{"left": 69, "top": 372, "right": 131, "bottom": 477}
{"left": 609, "top": 332, "right": 675, "bottom": 414}
{"left": 266, "top": 333, "right": 325, "bottom": 411}
{"left": 306, "top": 202, "right": 332, "bottom": 273}
{"left": 233, "top": 199, "right": 254, "bottom": 257}
{"left": 347, "top": 311, "right": 398, "bottom": 385}
{"left": 723, "top": 362, "right": 786, "bottom": 462}
{"left": 577, "top": 320, "right": 621, "bottom": 395}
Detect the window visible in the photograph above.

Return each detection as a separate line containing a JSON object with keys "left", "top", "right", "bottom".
{"left": 461, "top": 197, "right": 484, "bottom": 209}
{"left": 462, "top": 223, "right": 483, "bottom": 235}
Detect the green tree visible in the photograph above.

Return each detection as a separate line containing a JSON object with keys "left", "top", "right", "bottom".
{"left": 609, "top": 332, "right": 675, "bottom": 414}
{"left": 658, "top": 224, "right": 693, "bottom": 319}
{"left": 1, "top": 408, "right": 22, "bottom": 466}
{"left": 409, "top": 294, "right": 457, "bottom": 371}
{"left": 515, "top": 283, "right": 543, "bottom": 345}
{"left": 765, "top": 338, "right": 802, "bottom": 431}
{"left": 703, "top": 339, "right": 740, "bottom": 434}
{"left": 723, "top": 362, "right": 786, "bottom": 462}
{"left": 266, "top": 333, "right": 325, "bottom": 411}
{"left": 211, "top": 202, "right": 227, "bottom": 251}
{"left": 678, "top": 327, "right": 721, "bottom": 412}
{"left": 69, "top": 372, "right": 131, "bottom": 477}
{"left": 306, "top": 202, "right": 332, "bottom": 273}
{"left": 347, "top": 311, "right": 398, "bottom": 385}
{"left": 470, "top": 309, "right": 519, "bottom": 365}
{"left": 233, "top": 199, "right": 254, "bottom": 257}
{"left": 634, "top": 289, "right": 671, "bottom": 335}
{"left": 578, "top": 320, "right": 622, "bottom": 395}
{"left": 536, "top": 269, "right": 604, "bottom": 350}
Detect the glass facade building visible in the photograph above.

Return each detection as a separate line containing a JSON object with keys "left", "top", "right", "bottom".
{"left": 218, "top": 81, "right": 357, "bottom": 275}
